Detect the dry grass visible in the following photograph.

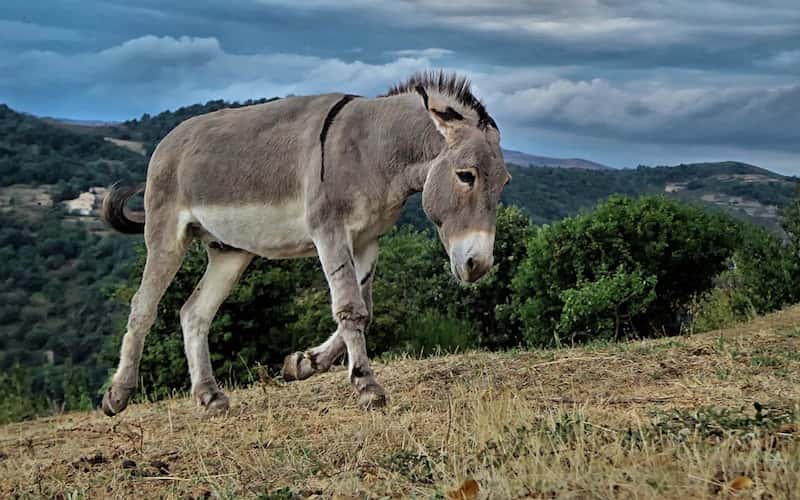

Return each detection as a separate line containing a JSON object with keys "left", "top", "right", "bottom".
{"left": 2, "top": 308, "right": 800, "bottom": 499}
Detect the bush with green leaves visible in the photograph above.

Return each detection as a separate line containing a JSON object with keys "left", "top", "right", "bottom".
{"left": 512, "top": 195, "right": 739, "bottom": 346}
{"left": 729, "top": 223, "right": 797, "bottom": 315}
{"left": 0, "top": 366, "right": 50, "bottom": 424}
{"left": 558, "top": 268, "right": 657, "bottom": 344}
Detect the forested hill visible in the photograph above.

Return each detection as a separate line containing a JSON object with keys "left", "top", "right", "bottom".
{"left": 502, "top": 161, "right": 797, "bottom": 231}
{"left": 0, "top": 105, "right": 149, "bottom": 407}
{"left": 0, "top": 104, "right": 147, "bottom": 200}
{"left": 46, "top": 98, "right": 279, "bottom": 156}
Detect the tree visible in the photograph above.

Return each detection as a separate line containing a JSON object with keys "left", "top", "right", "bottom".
{"left": 512, "top": 196, "right": 739, "bottom": 346}
{"left": 731, "top": 223, "right": 796, "bottom": 315}
{"left": 782, "top": 184, "right": 800, "bottom": 278}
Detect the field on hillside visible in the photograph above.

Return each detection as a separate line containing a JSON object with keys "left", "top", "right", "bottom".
{"left": 1, "top": 308, "right": 799, "bottom": 498}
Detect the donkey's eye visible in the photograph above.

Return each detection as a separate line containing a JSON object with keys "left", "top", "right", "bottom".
{"left": 456, "top": 170, "right": 476, "bottom": 187}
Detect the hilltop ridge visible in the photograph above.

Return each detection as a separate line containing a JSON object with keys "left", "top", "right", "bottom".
{"left": 502, "top": 148, "right": 613, "bottom": 170}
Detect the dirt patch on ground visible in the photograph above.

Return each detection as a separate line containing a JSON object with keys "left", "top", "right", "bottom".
{"left": 104, "top": 137, "right": 147, "bottom": 156}
{"left": 0, "top": 185, "right": 53, "bottom": 212}
{"left": 1, "top": 307, "right": 799, "bottom": 498}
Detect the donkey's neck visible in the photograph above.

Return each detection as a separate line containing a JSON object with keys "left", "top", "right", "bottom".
{"left": 366, "top": 94, "right": 446, "bottom": 198}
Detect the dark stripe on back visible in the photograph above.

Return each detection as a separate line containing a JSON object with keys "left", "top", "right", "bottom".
{"left": 320, "top": 94, "right": 358, "bottom": 182}
{"left": 415, "top": 85, "right": 429, "bottom": 110}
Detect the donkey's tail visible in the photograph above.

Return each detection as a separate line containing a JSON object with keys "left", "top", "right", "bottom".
{"left": 102, "top": 182, "right": 146, "bottom": 234}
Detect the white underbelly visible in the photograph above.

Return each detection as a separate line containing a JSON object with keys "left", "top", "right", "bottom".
{"left": 189, "top": 201, "right": 316, "bottom": 259}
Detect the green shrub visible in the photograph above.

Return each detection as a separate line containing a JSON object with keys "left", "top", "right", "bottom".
{"left": 512, "top": 195, "right": 739, "bottom": 346}
{"left": 0, "top": 366, "right": 50, "bottom": 424}
{"left": 689, "top": 286, "right": 755, "bottom": 334}
{"left": 558, "top": 268, "right": 657, "bottom": 344}
{"left": 731, "top": 223, "right": 797, "bottom": 314}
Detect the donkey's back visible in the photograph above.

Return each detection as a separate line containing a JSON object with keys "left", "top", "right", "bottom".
{"left": 153, "top": 93, "right": 347, "bottom": 208}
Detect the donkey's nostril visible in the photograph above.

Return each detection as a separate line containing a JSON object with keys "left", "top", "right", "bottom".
{"left": 466, "top": 257, "right": 475, "bottom": 272}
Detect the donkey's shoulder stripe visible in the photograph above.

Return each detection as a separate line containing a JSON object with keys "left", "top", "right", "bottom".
{"left": 320, "top": 94, "right": 359, "bottom": 182}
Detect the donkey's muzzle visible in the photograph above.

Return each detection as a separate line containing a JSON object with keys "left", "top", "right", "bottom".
{"left": 461, "top": 255, "right": 493, "bottom": 282}
{"left": 449, "top": 231, "right": 495, "bottom": 283}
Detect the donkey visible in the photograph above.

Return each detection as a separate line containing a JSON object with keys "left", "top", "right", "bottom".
{"left": 101, "top": 72, "right": 510, "bottom": 416}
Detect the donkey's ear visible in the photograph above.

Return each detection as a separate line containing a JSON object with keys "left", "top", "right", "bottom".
{"left": 415, "top": 86, "right": 466, "bottom": 144}
{"left": 485, "top": 125, "right": 500, "bottom": 145}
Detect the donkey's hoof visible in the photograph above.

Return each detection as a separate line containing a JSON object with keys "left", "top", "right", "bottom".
{"left": 357, "top": 385, "right": 387, "bottom": 411}
{"left": 102, "top": 385, "right": 133, "bottom": 417}
{"left": 281, "top": 352, "right": 315, "bottom": 382}
{"left": 198, "top": 390, "right": 230, "bottom": 417}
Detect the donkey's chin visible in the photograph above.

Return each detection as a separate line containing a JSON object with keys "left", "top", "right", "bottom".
{"left": 450, "top": 256, "right": 493, "bottom": 284}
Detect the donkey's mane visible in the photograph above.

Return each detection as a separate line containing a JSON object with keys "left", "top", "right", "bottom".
{"left": 385, "top": 71, "right": 498, "bottom": 131}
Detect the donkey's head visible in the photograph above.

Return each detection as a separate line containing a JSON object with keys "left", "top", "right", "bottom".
{"left": 408, "top": 76, "right": 510, "bottom": 283}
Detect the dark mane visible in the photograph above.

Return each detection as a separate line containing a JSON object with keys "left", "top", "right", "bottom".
{"left": 385, "top": 71, "right": 498, "bottom": 131}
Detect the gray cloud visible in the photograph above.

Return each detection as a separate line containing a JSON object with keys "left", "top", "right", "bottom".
{"left": 3, "top": 33, "right": 796, "bottom": 154}
{"left": 1, "top": 0, "right": 798, "bottom": 171}
{"left": 0, "top": 20, "right": 80, "bottom": 44}
{"left": 387, "top": 48, "right": 454, "bottom": 59}
{"left": 0, "top": 35, "right": 439, "bottom": 118}
{"left": 492, "top": 78, "right": 800, "bottom": 151}
{"left": 762, "top": 49, "right": 800, "bottom": 70}
{"left": 256, "top": 0, "right": 800, "bottom": 50}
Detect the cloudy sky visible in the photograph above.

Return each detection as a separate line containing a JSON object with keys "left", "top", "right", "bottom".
{"left": 1, "top": 1, "right": 798, "bottom": 173}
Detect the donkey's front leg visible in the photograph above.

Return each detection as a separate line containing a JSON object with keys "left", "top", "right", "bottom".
{"left": 315, "top": 236, "right": 386, "bottom": 410}
{"left": 282, "top": 241, "right": 377, "bottom": 382}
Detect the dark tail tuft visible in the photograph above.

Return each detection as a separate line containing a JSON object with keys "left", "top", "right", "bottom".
{"left": 102, "top": 182, "right": 146, "bottom": 234}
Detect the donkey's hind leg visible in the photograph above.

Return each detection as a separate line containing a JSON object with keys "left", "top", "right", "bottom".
{"left": 180, "top": 245, "right": 252, "bottom": 415}
{"left": 103, "top": 231, "right": 188, "bottom": 416}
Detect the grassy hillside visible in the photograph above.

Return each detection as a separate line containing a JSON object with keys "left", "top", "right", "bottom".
{"left": 1, "top": 306, "right": 798, "bottom": 498}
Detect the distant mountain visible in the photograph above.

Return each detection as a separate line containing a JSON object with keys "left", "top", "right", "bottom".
{"left": 499, "top": 161, "right": 797, "bottom": 232}
{"left": 43, "top": 117, "right": 120, "bottom": 127}
{"left": 501, "top": 148, "right": 613, "bottom": 170}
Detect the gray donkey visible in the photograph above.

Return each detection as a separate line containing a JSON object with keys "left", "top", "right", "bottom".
{"left": 101, "top": 72, "right": 510, "bottom": 416}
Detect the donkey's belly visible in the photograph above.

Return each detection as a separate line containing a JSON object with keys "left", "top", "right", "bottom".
{"left": 190, "top": 202, "right": 316, "bottom": 259}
